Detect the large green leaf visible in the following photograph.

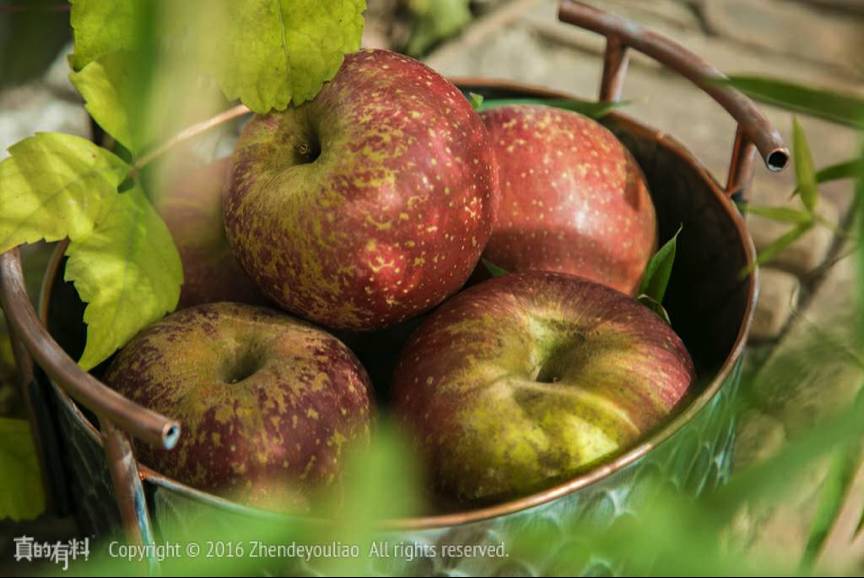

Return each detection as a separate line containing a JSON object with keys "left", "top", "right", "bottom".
{"left": 0, "top": 133, "right": 130, "bottom": 253}
{"left": 725, "top": 75, "right": 864, "bottom": 129}
{"left": 69, "top": 51, "right": 141, "bottom": 154}
{"left": 0, "top": 418, "right": 45, "bottom": 521}
{"left": 65, "top": 185, "right": 182, "bottom": 370}
{"left": 205, "top": 0, "right": 367, "bottom": 113}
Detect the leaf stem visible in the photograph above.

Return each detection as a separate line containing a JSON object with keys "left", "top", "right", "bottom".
{"left": 130, "top": 103, "right": 251, "bottom": 174}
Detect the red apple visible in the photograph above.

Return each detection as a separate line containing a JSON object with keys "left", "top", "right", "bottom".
{"left": 392, "top": 271, "right": 693, "bottom": 502}
{"left": 154, "top": 158, "right": 266, "bottom": 309}
{"left": 481, "top": 105, "right": 656, "bottom": 295}
{"left": 104, "top": 303, "right": 374, "bottom": 510}
{"left": 224, "top": 49, "right": 498, "bottom": 330}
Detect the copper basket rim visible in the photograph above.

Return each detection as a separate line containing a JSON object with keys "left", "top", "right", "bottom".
{"left": 37, "top": 86, "right": 758, "bottom": 531}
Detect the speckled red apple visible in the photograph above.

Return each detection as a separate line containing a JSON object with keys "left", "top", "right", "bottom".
{"left": 154, "top": 158, "right": 265, "bottom": 309}
{"left": 481, "top": 105, "right": 656, "bottom": 295}
{"left": 224, "top": 49, "right": 498, "bottom": 330}
{"left": 104, "top": 303, "right": 373, "bottom": 510}
{"left": 393, "top": 272, "right": 693, "bottom": 502}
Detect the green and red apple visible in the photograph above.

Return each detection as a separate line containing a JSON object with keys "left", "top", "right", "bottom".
{"left": 392, "top": 271, "right": 693, "bottom": 502}
{"left": 481, "top": 105, "right": 656, "bottom": 295}
{"left": 104, "top": 302, "right": 373, "bottom": 510}
{"left": 154, "top": 158, "right": 265, "bottom": 309}
{"left": 224, "top": 49, "right": 498, "bottom": 330}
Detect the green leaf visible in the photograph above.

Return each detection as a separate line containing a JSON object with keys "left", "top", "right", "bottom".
{"left": 743, "top": 222, "right": 812, "bottom": 276}
{"left": 746, "top": 205, "right": 813, "bottom": 224}
{"left": 0, "top": 418, "right": 45, "bottom": 521}
{"left": 469, "top": 92, "right": 485, "bottom": 111}
{"left": 638, "top": 225, "right": 682, "bottom": 304}
{"left": 816, "top": 158, "right": 864, "bottom": 184}
{"left": 206, "top": 0, "right": 366, "bottom": 113}
{"left": 637, "top": 294, "right": 671, "bottom": 325}
{"left": 69, "top": 0, "right": 139, "bottom": 71}
{"left": 65, "top": 185, "right": 182, "bottom": 370}
{"left": 482, "top": 258, "right": 508, "bottom": 278}
{"left": 724, "top": 76, "right": 864, "bottom": 129}
{"left": 792, "top": 117, "right": 819, "bottom": 213}
{"left": 479, "top": 98, "right": 626, "bottom": 119}
{"left": 69, "top": 52, "right": 141, "bottom": 154}
{"left": 0, "top": 133, "right": 130, "bottom": 254}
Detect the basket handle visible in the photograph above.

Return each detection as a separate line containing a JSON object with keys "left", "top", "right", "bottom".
{"left": 0, "top": 250, "right": 180, "bottom": 451}
{"left": 558, "top": 0, "right": 789, "bottom": 199}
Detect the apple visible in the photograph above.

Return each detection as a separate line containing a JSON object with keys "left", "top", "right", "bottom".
{"left": 153, "top": 158, "right": 266, "bottom": 309}
{"left": 104, "top": 302, "right": 374, "bottom": 510}
{"left": 481, "top": 105, "right": 656, "bottom": 295}
{"left": 223, "top": 49, "right": 498, "bottom": 330}
{"left": 392, "top": 271, "right": 693, "bottom": 502}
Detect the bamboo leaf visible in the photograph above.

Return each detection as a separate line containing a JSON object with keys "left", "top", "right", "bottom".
{"left": 743, "top": 222, "right": 812, "bottom": 276}
{"left": 816, "top": 158, "right": 864, "bottom": 184}
{"left": 724, "top": 75, "right": 864, "bottom": 129}
{"left": 793, "top": 117, "right": 819, "bottom": 213}
{"left": 746, "top": 205, "right": 813, "bottom": 225}
{"left": 638, "top": 225, "right": 682, "bottom": 304}
{"left": 482, "top": 258, "right": 508, "bottom": 278}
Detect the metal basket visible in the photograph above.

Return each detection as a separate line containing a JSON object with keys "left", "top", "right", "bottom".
{"left": 0, "top": 1, "right": 789, "bottom": 575}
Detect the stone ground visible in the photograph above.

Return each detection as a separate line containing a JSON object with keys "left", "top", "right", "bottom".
{"left": 0, "top": 0, "right": 862, "bottom": 573}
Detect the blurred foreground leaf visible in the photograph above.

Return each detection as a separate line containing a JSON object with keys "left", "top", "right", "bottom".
{"left": 0, "top": 418, "right": 45, "bottom": 521}
{"left": 405, "top": 0, "right": 472, "bottom": 57}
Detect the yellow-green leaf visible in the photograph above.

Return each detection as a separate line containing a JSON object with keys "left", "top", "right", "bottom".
{"left": 65, "top": 185, "right": 182, "bottom": 370}
{"left": 69, "top": 0, "right": 138, "bottom": 71}
{"left": 793, "top": 117, "right": 819, "bottom": 213}
{"left": 0, "top": 133, "right": 130, "bottom": 254}
{"left": 205, "top": 0, "right": 367, "bottom": 112}
{"left": 0, "top": 418, "right": 45, "bottom": 521}
{"left": 69, "top": 52, "right": 141, "bottom": 154}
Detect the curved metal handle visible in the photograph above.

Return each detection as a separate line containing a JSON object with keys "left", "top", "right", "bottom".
{"left": 558, "top": 0, "right": 789, "bottom": 198}
{"left": 0, "top": 250, "right": 179, "bottom": 450}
